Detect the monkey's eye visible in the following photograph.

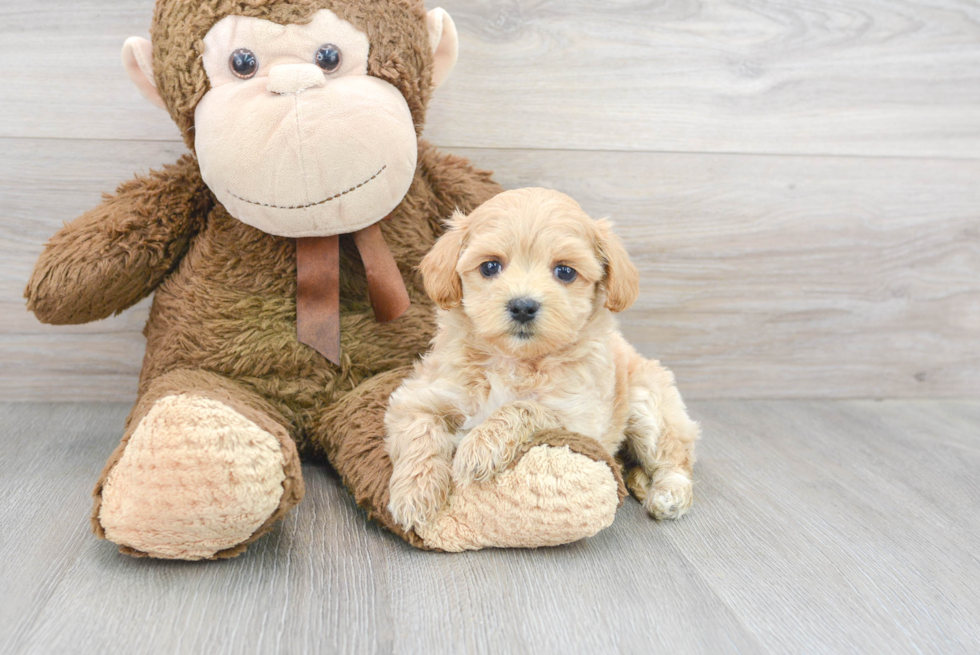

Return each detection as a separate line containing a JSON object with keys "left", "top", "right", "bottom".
{"left": 480, "top": 261, "right": 502, "bottom": 278}
{"left": 554, "top": 265, "right": 578, "bottom": 283}
{"left": 315, "top": 44, "right": 342, "bottom": 72}
{"left": 229, "top": 48, "right": 258, "bottom": 79}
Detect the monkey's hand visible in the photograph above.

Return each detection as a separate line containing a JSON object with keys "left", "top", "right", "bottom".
{"left": 26, "top": 155, "right": 211, "bottom": 325}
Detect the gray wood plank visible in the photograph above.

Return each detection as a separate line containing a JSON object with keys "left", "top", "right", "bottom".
{"left": 2, "top": 400, "right": 979, "bottom": 654}
{"left": 2, "top": 1, "right": 979, "bottom": 158}
{"left": 0, "top": 403, "right": 760, "bottom": 655}
{"left": 670, "top": 400, "right": 980, "bottom": 655}
{"left": 870, "top": 399, "right": 980, "bottom": 453}
{"left": 483, "top": 148, "right": 980, "bottom": 400}
{"left": 0, "top": 404, "right": 118, "bottom": 654}
{"left": 3, "top": 139, "right": 978, "bottom": 401}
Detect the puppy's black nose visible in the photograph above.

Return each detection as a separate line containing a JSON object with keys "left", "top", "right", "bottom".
{"left": 507, "top": 298, "right": 540, "bottom": 324}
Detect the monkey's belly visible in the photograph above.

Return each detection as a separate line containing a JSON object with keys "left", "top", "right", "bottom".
{"left": 136, "top": 230, "right": 419, "bottom": 424}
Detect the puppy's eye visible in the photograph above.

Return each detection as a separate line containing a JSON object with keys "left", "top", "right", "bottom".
{"left": 480, "top": 261, "right": 502, "bottom": 278}
{"left": 229, "top": 48, "right": 258, "bottom": 79}
{"left": 554, "top": 265, "right": 577, "bottom": 283}
{"left": 315, "top": 44, "right": 342, "bottom": 72}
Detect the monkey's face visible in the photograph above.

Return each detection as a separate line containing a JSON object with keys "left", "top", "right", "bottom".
{"left": 193, "top": 10, "right": 418, "bottom": 238}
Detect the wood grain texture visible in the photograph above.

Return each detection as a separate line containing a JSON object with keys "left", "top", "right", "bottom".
{"left": 3, "top": 139, "right": 978, "bottom": 401}
{"left": 2, "top": 400, "right": 979, "bottom": 654}
{"left": 485, "top": 148, "right": 980, "bottom": 400}
{"left": 1, "top": 139, "right": 187, "bottom": 401}
{"left": 1, "top": 0, "right": 979, "bottom": 158}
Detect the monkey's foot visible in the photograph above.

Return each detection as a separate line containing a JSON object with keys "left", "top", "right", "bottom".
{"left": 95, "top": 393, "right": 300, "bottom": 560}
{"left": 416, "top": 430, "right": 626, "bottom": 552}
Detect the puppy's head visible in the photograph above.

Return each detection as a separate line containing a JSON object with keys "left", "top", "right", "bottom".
{"left": 420, "top": 188, "right": 639, "bottom": 357}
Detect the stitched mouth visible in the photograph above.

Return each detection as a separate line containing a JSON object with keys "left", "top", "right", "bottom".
{"left": 228, "top": 165, "right": 387, "bottom": 210}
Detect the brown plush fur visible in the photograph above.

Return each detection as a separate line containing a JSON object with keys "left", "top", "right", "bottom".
{"left": 151, "top": 0, "right": 437, "bottom": 150}
{"left": 26, "top": 155, "right": 211, "bottom": 325}
{"left": 26, "top": 0, "right": 623, "bottom": 557}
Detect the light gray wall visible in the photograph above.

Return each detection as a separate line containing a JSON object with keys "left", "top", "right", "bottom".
{"left": 2, "top": 0, "right": 978, "bottom": 401}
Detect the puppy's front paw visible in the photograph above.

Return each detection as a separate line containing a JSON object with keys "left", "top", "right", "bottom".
{"left": 452, "top": 433, "right": 515, "bottom": 485}
{"left": 631, "top": 469, "right": 693, "bottom": 520}
{"left": 388, "top": 459, "right": 452, "bottom": 532}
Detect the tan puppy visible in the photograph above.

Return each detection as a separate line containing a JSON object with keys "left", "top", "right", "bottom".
{"left": 385, "top": 188, "right": 698, "bottom": 533}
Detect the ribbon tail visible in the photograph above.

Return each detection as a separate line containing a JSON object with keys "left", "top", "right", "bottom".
{"left": 353, "top": 222, "right": 411, "bottom": 323}
{"left": 295, "top": 235, "right": 341, "bottom": 365}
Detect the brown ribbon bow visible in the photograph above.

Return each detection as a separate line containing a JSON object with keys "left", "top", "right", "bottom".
{"left": 295, "top": 218, "right": 410, "bottom": 365}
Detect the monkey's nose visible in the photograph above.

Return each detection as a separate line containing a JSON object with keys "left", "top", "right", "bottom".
{"left": 507, "top": 298, "right": 540, "bottom": 324}
{"left": 267, "top": 64, "right": 326, "bottom": 95}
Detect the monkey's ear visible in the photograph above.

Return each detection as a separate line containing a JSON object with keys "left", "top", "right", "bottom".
{"left": 420, "top": 211, "right": 466, "bottom": 310}
{"left": 426, "top": 8, "right": 458, "bottom": 89}
{"left": 122, "top": 37, "right": 166, "bottom": 110}
{"left": 595, "top": 219, "right": 640, "bottom": 313}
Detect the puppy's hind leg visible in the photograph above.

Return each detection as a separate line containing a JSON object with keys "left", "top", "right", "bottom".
{"left": 625, "top": 360, "right": 699, "bottom": 520}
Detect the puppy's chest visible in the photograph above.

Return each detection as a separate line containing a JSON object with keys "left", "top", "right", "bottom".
{"left": 460, "top": 365, "right": 614, "bottom": 439}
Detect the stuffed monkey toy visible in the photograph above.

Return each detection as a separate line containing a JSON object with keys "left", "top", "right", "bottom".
{"left": 26, "top": 0, "right": 626, "bottom": 560}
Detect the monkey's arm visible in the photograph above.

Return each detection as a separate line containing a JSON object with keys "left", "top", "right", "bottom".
{"left": 26, "top": 154, "right": 211, "bottom": 325}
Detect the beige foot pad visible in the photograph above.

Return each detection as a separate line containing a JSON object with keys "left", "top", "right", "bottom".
{"left": 97, "top": 394, "right": 287, "bottom": 560}
{"left": 416, "top": 441, "right": 622, "bottom": 552}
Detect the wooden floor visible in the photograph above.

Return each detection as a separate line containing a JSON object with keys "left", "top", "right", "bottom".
{"left": 2, "top": 400, "right": 978, "bottom": 655}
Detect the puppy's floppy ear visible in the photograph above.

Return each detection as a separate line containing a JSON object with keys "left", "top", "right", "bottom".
{"left": 595, "top": 219, "right": 640, "bottom": 312}
{"left": 420, "top": 211, "right": 466, "bottom": 309}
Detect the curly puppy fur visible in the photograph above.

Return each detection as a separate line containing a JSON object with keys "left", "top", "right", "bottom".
{"left": 385, "top": 188, "right": 699, "bottom": 531}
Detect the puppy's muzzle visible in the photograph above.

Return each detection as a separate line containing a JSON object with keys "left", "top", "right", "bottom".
{"left": 507, "top": 297, "right": 540, "bottom": 325}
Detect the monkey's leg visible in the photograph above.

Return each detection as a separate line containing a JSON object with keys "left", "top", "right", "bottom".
{"left": 419, "top": 429, "right": 627, "bottom": 552}
{"left": 92, "top": 370, "right": 304, "bottom": 560}
{"left": 315, "top": 368, "right": 626, "bottom": 551}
